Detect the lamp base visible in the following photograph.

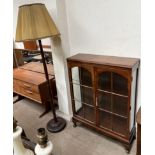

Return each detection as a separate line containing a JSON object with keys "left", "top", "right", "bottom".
{"left": 47, "top": 117, "right": 66, "bottom": 133}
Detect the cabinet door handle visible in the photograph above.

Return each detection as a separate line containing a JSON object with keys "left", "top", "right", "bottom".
{"left": 95, "top": 97, "right": 98, "bottom": 106}
{"left": 26, "top": 90, "right": 33, "bottom": 94}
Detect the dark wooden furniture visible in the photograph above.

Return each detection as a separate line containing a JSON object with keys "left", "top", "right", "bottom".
{"left": 13, "top": 62, "right": 57, "bottom": 117}
{"left": 23, "top": 41, "right": 38, "bottom": 51}
{"left": 136, "top": 107, "right": 141, "bottom": 155}
{"left": 67, "top": 53, "right": 140, "bottom": 152}
{"left": 20, "top": 62, "right": 54, "bottom": 75}
{"left": 13, "top": 49, "right": 24, "bottom": 68}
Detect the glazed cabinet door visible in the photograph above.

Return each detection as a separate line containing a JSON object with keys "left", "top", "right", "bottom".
{"left": 96, "top": 67, "right": 131, "bottom": 137}
{"left": 68, "top": 64, "right": 95, "bottom": 124}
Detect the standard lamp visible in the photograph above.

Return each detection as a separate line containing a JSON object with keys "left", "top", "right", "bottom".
{"left": 15, "top": 3, "right": 66, "bottom": 132}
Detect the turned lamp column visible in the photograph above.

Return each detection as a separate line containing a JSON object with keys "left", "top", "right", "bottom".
{"left": 38, "top": 40, "right": 57, "bottom": 123}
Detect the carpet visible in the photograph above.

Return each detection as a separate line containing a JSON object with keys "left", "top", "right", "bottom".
{"left": 13, "top": 98, "right": 136, "bottom": 155}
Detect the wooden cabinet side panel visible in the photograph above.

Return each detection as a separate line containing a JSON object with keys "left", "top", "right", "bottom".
{"left": 67, "top": 63, "right": 76, "bottom": 114}
{"left": 39, "top": 79, "right": 57, "bottom": 105}
{"left": 130, "top": 69, "right": 138, "bottom": 131}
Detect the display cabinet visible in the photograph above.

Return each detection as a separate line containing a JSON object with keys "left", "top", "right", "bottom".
{"left": 67, "top": 53, "right": 140, "bottom": 152}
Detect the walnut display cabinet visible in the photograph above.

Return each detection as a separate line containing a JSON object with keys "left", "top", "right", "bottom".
{"left": 67, "top": 53, "right": 140, "bottom": 152}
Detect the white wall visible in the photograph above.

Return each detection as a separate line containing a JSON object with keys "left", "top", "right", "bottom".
{"left": 66, "top": 0, "right": 140, "bottom": 58}
{"left": 50, "top": 0, "right": 73, "bottom": 118}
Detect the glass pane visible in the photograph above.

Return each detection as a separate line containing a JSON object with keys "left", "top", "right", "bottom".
{"left": 84, "top": 105, "right": 95, "bottom": 122}
{"left": 75, "top": 100, "right": 84, "bottom": 118}
{"left": 74, "top": 101, "right": 95, "bottom": 122}
{"left": 73, "top": 84, "right": 93, "bottom": 105}
{"left": 73, "top": 83, "right": 82, "bottom": 102}
{"left": 99, "top": 110, "right": 112, "bottom": 130}
{"left": 80, "top": 68, "right": 92, "bottom": 87}
{"left": 72, "top": 67, "right": 80, "bottom": 84}
{"left": 98, "top": 72, "right": 111, "bottom": 91}
{"left": 113, "top": 73, "right": 128, "bottom": 95}
{"left": 98, "top": 92, "right": 111, "bottom": 111}
{"left": 81, "top": 86, "right": 93, "bottom": 105}
{"left": 112, "top": 115, "right": 127, "bottom": 136}
{"left": 113, "top": 95, "right": 128, "bottom": 117}
{"left": 71, "top": 66, "right": 93, "bottom": 105}
{"left": 71, "top": 67, "right": 92, "bottom": 87}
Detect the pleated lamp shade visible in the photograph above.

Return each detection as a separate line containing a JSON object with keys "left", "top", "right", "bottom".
{"left": 15, "top": 3, "right": 60, "bottom": 42}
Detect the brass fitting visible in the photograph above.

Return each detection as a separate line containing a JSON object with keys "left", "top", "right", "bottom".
{"left": 37, "top": 128, "right": 48, "bottom": 148}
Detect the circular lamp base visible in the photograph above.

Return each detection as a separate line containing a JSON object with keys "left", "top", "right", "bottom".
{"left": 47, "top": 117, "right": 66, "bottom": 133}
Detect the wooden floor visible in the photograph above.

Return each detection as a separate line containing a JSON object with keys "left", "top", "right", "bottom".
{"left": 13, "top": 98, "right": 137, "bottom": 155}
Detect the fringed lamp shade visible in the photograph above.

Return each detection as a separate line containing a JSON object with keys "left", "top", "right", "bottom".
{"left": 15, "top": 3, "right": 60, "bottom": 42}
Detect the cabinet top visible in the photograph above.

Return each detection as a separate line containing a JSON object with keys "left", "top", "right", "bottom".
{"left": 67, "top": 53, "right": 140, "bottom": 69}
{"left": 13, "top": 68, "right": 54, "bottom": 85}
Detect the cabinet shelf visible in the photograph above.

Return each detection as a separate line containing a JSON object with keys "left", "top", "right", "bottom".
{"left": 97, "top": 89, "right": 128, "bottom": 98}
{"left": 71, "top": 82, "right": 93, "bottom": 89}
{"left": 98, "top": 108, "right": 127, "bottom": 119}
{"left": 72, "top": 99, "right": 94, "bottom": 108}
